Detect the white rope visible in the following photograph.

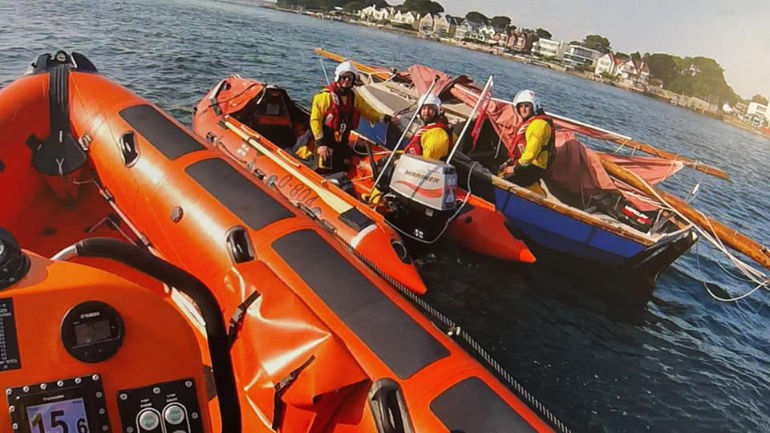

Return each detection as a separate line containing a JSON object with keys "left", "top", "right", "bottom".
{"left": 622, "top": 169, "right": 768, "bottom": 301}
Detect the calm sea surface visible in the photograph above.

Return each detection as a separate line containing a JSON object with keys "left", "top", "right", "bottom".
{"left": 1, "top": 1, "right": 768, "bottom": 431}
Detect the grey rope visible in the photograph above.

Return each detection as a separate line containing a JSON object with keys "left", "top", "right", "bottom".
{"left": 350, "top": 248, "right": 572, "bottom": 433}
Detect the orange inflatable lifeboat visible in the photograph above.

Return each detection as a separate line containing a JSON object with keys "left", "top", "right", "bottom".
{"left": 193, "top": 76, "right": 535, "bottom": 264}
{"left": 0, "top": 51, "right": 563, "bottom": 433}
{"left": 191, "top": 78, "right": 425, "bottom": 295}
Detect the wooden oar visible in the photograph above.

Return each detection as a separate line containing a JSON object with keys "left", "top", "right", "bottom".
{"left": 314, "top": 48, "right": 393, "bottom": 80}
{"left": 223, "top": 118, "right": 354, "bottom": 214}
{"left": 599, "top": 156, "right": 770, "bottom": 270}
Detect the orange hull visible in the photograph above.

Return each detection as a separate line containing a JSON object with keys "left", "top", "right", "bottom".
{"left": 448, "top": 190, "right": 537, "bottom": 263}
{"left": 194, "top": 78, "right": 426, "bottom": 295}
{"left": 0, "top": 53, "right": 555, "bottom": 432}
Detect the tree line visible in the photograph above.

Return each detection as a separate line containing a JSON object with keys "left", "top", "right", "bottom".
{"left": 277, "top": 0, "right": 759, "bottom": 104}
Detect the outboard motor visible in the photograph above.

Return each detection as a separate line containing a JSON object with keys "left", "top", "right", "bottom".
{"left": 385, "top": 154, "right": 457, "bottom": 241}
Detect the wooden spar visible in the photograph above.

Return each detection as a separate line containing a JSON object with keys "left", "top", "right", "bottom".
{"left": 615, "top": 137, "right": 729, "bottom": 180}
{"left": 599, "top": 156, "right": 770, "bottom": 271}
{"left": 223, "top": 118, "right": 354, "bottom": 214}
{"left": 548, "top": 111, "right": 732, "bottom": 180}
{"left": 314, "top": 48, "right": 393, "bottom": 80}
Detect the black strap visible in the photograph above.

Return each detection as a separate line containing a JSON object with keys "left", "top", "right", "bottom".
{"left": 227, "top": 290, "right": 261, "bottom": 347}
{"left": 272, "top": 355, "right": 315, "bottom": 430}
{"left": 30, "top": 63, "right": 87, "bottom": 175}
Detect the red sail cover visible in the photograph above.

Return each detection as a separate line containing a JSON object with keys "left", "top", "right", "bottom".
{"left": 406, "top": 65, "right": 474, "bottom": 98}
{"left": 405, "top": 68, "right": 683, "bottom": 211}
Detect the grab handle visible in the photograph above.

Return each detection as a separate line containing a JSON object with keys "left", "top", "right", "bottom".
{"left": 368, "top": 379, "right": 414, "bottom": 433}
{"left": 226, "top": 226, "right": 255, "bottom": 264}
{"left": 118, "top": 131, "right": 139, "bottom": 166}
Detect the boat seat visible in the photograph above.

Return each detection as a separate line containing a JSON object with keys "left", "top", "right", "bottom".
{"left": 250, "top": 88, "right": 296, "bottom": 147}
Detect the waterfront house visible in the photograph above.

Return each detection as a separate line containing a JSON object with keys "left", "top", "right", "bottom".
{"left": 616, "top": 58, "right": 650, "bottom": 85}
{"left": 748, "top": 102, "right": 769, "bottom": 121}
{"left": 418, "top": 13, "right": 434, "bottom": 34}
{"left": 359, "top": 5, "right": 391, "bottom": 22}
{"left": 479, "top": 25, "right": 496, "bottom": 38}
{"left": 594, "top": 53, "right": 617, "bottom": 75}
{"left": 617, "top": 58, "right": 636, "bottom": 78}
{"left": 454, "top": 20, "right": 484, "bottom": 41}
{"left": 532, "top": 38, "right": 566, "bottom": 60}
{"left": 432, "top": 14, "right": 450, "bottom": 34}
{"left": 490, "top": 27, "right": 510, "bottom": 46}
{"left": 454, "top": 20, "right": 471, "bottom": 39}
{"left": 479, "top": 25, "right": 507, "bottom": 45}
{"left": 391, "top": 10, "right": 420, "bottom": 28}
{"left": 435, "top": 15, "right": 460, "bottom": 37}
{"left": 507, "top": 30, "right": 537, "bottom": 53}
{"left": 563, "top": 44, "right": 602, "bottom": 69}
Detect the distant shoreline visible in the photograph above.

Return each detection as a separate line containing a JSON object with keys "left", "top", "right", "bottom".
{"left": 254, "top": 2, "right": 770, "bottom": 140}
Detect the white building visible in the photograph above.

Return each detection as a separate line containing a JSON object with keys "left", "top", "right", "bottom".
{"left": 562, "top": 44, "right": 602, "bottom": 69}
{"left": 417, "top": 13, "right": 434, "bottom": 34}
{"left": 531, "top": 39, "right": 566, "bottom": 59}
{"left": 359, "top": 5, "right": 390, "bottom": 22}
{"left": 594, "top": 53, "right": 619, "bottom": 75}
{"left": 391, "top": 10, "right": 420, "bottom": 27}
{"left": 748, "top": 102, "right": 769, "bottom": 120}
{"left": 454, "top": 20, "right": 484, "bottom": 41}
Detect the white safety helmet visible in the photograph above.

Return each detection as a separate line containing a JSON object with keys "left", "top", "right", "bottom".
{"left": 334, "top": 61, "right": 359, "bottom": 83}
{"left": 418, "top": 93, "right": 442, "bottom": 110}
{"left": 512, "top": 89, "right": 541, "bottom": 111}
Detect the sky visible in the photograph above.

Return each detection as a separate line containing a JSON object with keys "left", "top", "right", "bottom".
{"left": 436, "top": 0, "right": 770, "bottom": 100}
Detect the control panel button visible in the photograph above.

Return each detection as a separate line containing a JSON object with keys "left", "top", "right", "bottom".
{"left": 163, "top": 403, "right": 186, "bottom": 425}
{"left": 138, "top": 409, "right": 160, "bottom": 431}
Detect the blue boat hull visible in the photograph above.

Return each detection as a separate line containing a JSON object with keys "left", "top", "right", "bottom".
{"left": 495, "top": 188, "right": 645, "bottom": 266}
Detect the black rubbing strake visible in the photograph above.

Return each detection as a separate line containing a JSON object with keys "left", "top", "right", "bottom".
{"left": 272, "top": 230, "right": 449, "bottom": 379}
{"left": 185, "top": 158, "right": 292, "bottom": 230}
{"left": 430, "top": 377, "right": 537, "bottom": 433}
{"left": 119, "top": 105, "right": 205, "bottom": 160}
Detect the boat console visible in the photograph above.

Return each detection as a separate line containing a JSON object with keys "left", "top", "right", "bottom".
{"left": 0, "top": 230, "right": 237, "bottom": 433}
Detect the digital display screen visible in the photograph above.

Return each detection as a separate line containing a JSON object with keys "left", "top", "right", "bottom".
{"left": 26, "top": 398, "right": 89, "bottom": 433}
{"left": 73, "top": 319, "right": 111, "bottom": 345}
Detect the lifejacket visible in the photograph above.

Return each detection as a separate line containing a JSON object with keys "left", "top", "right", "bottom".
{"left": 321, "top": 83, "right": 360, "bottom": 144}
{"left": 508, "top": 114, "right": 555, "bottom": 168}
{"left": 404, "top": 122, "right": 450, "bottom": 156}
